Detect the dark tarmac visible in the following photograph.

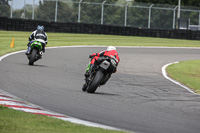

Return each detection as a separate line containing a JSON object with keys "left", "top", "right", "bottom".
{"left": 1, "top": 47, "right": 200, "bottom": 133}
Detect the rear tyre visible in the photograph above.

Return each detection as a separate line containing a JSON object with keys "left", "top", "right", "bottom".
{"left": 29, "top": 49, "right": 37, "bottom": 65}
{"left": 87, "top": 70, "right": 104, "bottom": 93}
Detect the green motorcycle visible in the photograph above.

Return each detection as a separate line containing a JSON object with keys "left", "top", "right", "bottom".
{"left": 27, "top": 41, "right": 43, "bottom": 65}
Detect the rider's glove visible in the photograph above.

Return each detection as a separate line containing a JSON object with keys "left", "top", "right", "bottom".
{"left": 89, "top": 55, "right": 96, "bottom": 59}
{"left": 89, "top": 55, "right": 93, "bottom": 58}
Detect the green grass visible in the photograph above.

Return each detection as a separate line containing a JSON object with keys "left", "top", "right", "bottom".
{"left": 166, "top": 60, "right": 200, "bottom": 94}
{"left": 1, "top": 30, "right": 200, "bottom": 56}
{"left": 0, "top": 106, "right": 125, "bottom": 133}
{"left": 0, "top": 30, "right": 200, "bottom": 132}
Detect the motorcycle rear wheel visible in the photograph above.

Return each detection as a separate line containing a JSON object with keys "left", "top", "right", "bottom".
{"left": 29, "top": 49, "right": 37, "bottom": 65}
{"left": 87, "top": 70, "right": 104, "bottom": 93}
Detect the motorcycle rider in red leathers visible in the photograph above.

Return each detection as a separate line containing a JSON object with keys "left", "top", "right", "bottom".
{"left": 82, "top": 46, "right": 120, "bottom": 90}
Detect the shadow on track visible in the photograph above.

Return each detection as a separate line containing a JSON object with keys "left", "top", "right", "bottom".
{"left": 19, "top": 63, "right": 48, "bottom": 68}
{"left": 92, "top": 92, "right": 120, "bottom": 96}
{"left": 28, "top": 64, "right": 48, "bottom": 67}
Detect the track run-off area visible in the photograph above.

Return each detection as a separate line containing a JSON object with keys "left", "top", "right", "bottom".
{"left": 1, "top": 46, "right": 200, "bottom": 133}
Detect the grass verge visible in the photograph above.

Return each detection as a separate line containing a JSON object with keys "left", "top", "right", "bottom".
{"left": 0, "top": 106, "right": 125, "bottom": 133}
{"left": 1, "top": 30, "right": 200, "bottom": 56}
{"left": 166, "top": 60, "right": 200, "bottom": 94}
{"left": 0, "top": 30, "right": 200, "bottom": 132}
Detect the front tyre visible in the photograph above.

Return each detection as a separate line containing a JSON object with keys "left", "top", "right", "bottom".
{"left": 29, "top": 49, "right": 37, "bottom": 65}
{"left": 87, "top": 70, "right": 104, "bottom": 93}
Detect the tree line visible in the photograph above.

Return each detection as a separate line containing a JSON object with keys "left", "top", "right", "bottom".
{"left": 0, "top": 0, "right": 199, "bottom": 29}
{"left": 135, "top": 0, "right": 200, "bottom": 7}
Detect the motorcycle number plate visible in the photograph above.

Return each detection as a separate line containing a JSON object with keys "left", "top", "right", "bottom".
{"left": 100, "top": 60, "right": 110, "bottom": 70}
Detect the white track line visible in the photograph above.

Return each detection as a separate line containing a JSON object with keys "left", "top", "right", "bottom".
{"left": 0, "top": 50, "right": 26, "bottom": 62}
{"left": 0, "top": 90, "right": 121, "bottom": 131}
{"left": 162, "top": 62, "right": 200, "bottom": 96}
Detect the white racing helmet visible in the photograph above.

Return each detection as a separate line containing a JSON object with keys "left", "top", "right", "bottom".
{"left": 106, "top": 46, "right": 116, "bottom": 51}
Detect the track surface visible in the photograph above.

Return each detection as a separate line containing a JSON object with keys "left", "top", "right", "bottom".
{"left": 1, "top": 47, "right": 200, "bottom": 133}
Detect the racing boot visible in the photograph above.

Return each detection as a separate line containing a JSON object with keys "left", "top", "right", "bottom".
{"left": 42, "top": 45, "right": 45, "bottom": 53}
{"left": 25, "top": 46, "right": 31, "bottom": 55}
{"left": 38, "top": 51, "right": 43, "bottom": 59}
{"left": 25, "top": 42, "right": 32, "bottom": 55}
{"left": 82, "top": 64, "right": 94, "bottom": 91}
{"left": 84, "top": 64, "right": 94, "bottom": 78}
{"left": 82, "top": 83, "right": 87, "bottom": 91}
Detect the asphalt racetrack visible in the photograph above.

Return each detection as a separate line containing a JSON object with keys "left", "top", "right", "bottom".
{"left": 1, "top": 47, "right": 200, "bottom": 133}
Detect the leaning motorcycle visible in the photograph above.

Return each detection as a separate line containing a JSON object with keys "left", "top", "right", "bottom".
{"left": 26, "top": 40, "right": 43, "bottom": 65}
{"left": 83, "top": 56, "right": 117, "bottom": 93}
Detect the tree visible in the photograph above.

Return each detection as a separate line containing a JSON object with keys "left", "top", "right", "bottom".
{"left": 0, "top": 0, "right": 10, "bottom": 17}
{"left": 36, "top": 0, "right": 76, "bottom": 22}
{"left": 134, "top": 0, "right": 200, "bottom": 7}
{"left": 0, "top": 0, "right": 9, "bottom": 4}
{"left": 75, "top": 0, "right": 124, "bottom": 25}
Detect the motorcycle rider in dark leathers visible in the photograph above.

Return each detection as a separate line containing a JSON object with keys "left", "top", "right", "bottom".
{"left": 25, "top": 25, "right": 48, "bottom": 55}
